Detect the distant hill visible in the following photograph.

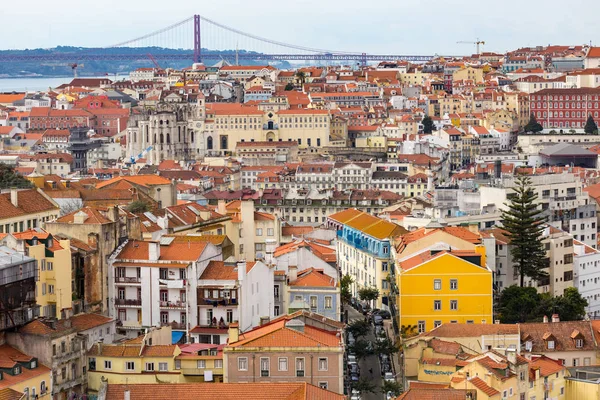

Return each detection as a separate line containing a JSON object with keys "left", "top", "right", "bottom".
{"left": 0, "top": 46, "right": 291, "bottom": 78}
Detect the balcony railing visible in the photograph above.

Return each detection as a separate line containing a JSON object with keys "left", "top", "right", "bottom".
{"left": 115, "top": 298, "right": 142, "bottom": 306}
{"left": 161, "top": 322, "right": 186, "bottom": 330}
{"left": 115, "top": 276, "right": 141, "bottom": 284}
{"left": 160, "top": 301, "right": 186, "bottom": 309}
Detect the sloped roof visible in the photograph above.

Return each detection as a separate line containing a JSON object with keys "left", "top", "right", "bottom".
{"left": 328, "top": 208, "right": 406, "bottom": 240}
{"left": 0, "top": 189, "right": 58, "bottom": 220}
{"left": 540, "top": 143, "right": 596, "bottom": 157}
{"left": 290, "top": 268, "right": 336, "bottom": 288}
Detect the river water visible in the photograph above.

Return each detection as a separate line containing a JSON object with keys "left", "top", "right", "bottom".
{"left": 0, "top": 75, "right": 126, "bottom": 92}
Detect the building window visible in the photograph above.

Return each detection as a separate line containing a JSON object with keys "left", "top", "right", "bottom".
{"left": 197, "top": 360, "right": 206, "bottom": 369}
{"left": 434, "top": 320, "right": 442, "bottom": 328}
{"left": 450, "top": 279, "right": 458, "bottom": 290}
{"left": 267, "top": 228, "right": 274, "bottom": 236}
{"left": 318, "top": 382, "right": 328, "bottom": 389}
{"left": 159, "top": 362, "right": 168, "bottom": 371}
{"left": 278, "top": 357, "right": 288, "bottom": 371}
{"left": 434, "top": 300, "right": 441, "bottom": 310}
{"left": 434, "top": 279, "right": 441, "bottom": 290}
{"left": 145, "top": 362, "right": 154, "bottom": 371}
{"left": 274, "top": 305, "right": 280, "bottom": 316}
{"left": 260, "top": 357, "right": 270, "bottom": 376}
{"left": 175, "top": 360, "right": 181, "bottom": 370}
{"left": 296, "top": 358, "right": 305, "bottom": 377}
{"left": 104, "top": 361, "right": 112, "bottom": 370}
{"left": 450, "top": 300, "right": 458, "bottom": 310}
{"left": 548, "top": 340, "right": 555, "bottom": 349}
{"left": 310, "top": 296, "right": 317, "bottom": 311}
{"left": 418, "top": 320, "right": 426, "bottom": 333}
{"left": 256, "top": 228, "right": 263, "bottom": 236}
{"left": 125, "top": 362, "right": 135, "bottom": 371}
{"left": 318, "top": 357, "right": 328, "bottom": 371}
{"left": 238, "top": 357, "right": 248, "bottom": 371}
{"left": 576, "top": 339, "right": 584, "bottom": 348}
{"left": 324, "top": 296, "right": 332, "bottom": 309}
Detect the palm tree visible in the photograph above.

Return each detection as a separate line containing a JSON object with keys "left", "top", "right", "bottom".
{"left": 295, "top": 71, "right": 306, "bottom": 87}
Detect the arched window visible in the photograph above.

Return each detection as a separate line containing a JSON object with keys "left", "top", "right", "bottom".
{"left": 190, "top": 131, "right": 194, "bottom": 143}
{"left": 160, "top": 133, "right": 164, "bottom": 144}
{"left": 207, "top": 136, "right": 213, "bottom": 150}
{"left": 178, "top": 126, "right": 181, "bottom": 142}
{"left": 166, "top": 133, "right": 170, "bottom": 144}
{"left": 145, "top": 125, "right": 149, "bottom": 143}
{"left": 221, "top": 135, "right": 228, "bottom": 150}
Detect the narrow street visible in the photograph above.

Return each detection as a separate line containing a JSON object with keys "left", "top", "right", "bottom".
{"left": 347, "top": 306, "right": 384, "bottom": 400}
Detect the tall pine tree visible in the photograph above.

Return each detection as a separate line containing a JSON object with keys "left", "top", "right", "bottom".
{"left": 502, "top": 175, "right": 548, "bottom": 286}
{"left": 523, "top": 114, "right": 543, "bottom": 133}
{"left": 422, "top": 116, "right": 434, "bottom": 134}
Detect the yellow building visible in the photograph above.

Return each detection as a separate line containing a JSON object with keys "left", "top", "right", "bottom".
{"left": 10, "top": 229, "right": 72, "bottom": 319}
{"left": 0, "top": 344, "right": 52, "bottom": 398}
{"left": 397, "top": 250, "right": 492, "bottom": 333}
{"left": 177, "top": 344, "right": 224, "bottom": 383}
{"left": 87, "top": 342, "right": 181, "bottom": 392}
{"left": 355, "top": 136, "right": 387, "bottom": 149}
{"left": 453, "top": 66, "right": 484, "bottom": 84}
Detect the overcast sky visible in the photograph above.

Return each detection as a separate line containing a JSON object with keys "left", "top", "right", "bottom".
{"left": 2, "top": 0, "right": 597, "bottom": 55}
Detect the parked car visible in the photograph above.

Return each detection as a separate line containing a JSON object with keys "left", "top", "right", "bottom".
{"left": 375, "top": 325, "right": 384, "bottom": 336}
{"left": 380, "top": 354, "right": 390, "bottom": 364}
{"left": 376, "top": 310, "right": 391, "bottom": 319}
{"left": 350, "top": 373, "right": 360, "bottom": 382}
{"left": 381, "top": 362, "right": 392, "bottom": 374}
{"left": 384, "top": 372, "right": 395, "bottom": 382}
{"left": 373, "top": 315, "right": 384, "bottom": 326}
{"left": 347, "top": 355, "right": 357, "bottom": 365}
{"left": 348, "top": 364, "right": 360, "bottom": 375}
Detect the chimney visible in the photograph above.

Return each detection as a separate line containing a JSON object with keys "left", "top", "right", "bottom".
{"left": 148, "top": 241, "right": 160, "bottom": 261}
{"left": 552, "top": 314, "right": 560, "bottom": 323}
{"left": 228, "top": 322, "right": 239, "bottom": 343}
{"left": 237, "top": 261, "right": 247, "bottom": 282}
{"left": 288, "top": 265, "right": 298, "bottom": 283}
{"left": 10, "top": 189, "right": 18, "bottom": 208}
{"left": 217, "top": 200, "right": 227, "bottom": 216}
{"left": 543, "top": 315, "right": 549, "bottom": 323}
{"left": 505, "top": 348, "right": 517, "bottom": 365}
{"left": 74, "top": 210, "right": 88, "bottom": 224}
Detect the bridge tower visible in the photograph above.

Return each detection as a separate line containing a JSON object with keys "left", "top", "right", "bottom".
{"left": 194, "top": 15, "right": 201, "bottom": 64}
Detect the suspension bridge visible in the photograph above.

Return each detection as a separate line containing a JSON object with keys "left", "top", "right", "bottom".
{"left": 0, "top": 15, "right": 459, "bottom": 65}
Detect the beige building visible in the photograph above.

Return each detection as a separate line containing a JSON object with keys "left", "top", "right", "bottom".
{"left": 0, "top": 188, "right": 60, "bottom": 235}
{"left": 223, "top": 313, "right": 344, "bottom": 394}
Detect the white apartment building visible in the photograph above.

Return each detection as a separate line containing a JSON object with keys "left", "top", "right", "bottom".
{"left": 108, "top": 239, "right": 222, "bottom": 339}
{"left": 196, "top": 260, "right": 273, "bottom": 341}
{"left": 573, "top": 240, "right": 600, "bottom": 318}
{"left": 332, "top": 162, "right": 373, "bottom": 191}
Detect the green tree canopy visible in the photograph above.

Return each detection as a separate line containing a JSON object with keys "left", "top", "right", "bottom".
{"left": 340, "top": 274, "right": 354, "bottom": 304}
{"left": 346, "top": 319, "right": 371, "bottom": 339}
{"left": 381, "top": 380, "right": 403, "bottom": 397}
{"left": 498, "top": 285, "right": 541, "bottom": 323}
{"left": 498, "top": 285, "right": 588, "bottom": 323}
{"left": 352, "top": 378, "right": 377, "bottom": 394}
{"left": 501, "top": 175, "right": 548, "bottom": 286}
{"left": 358, "top": 287, "right": 380, "bottom": 303}
{"left": 127, "top": 200, "right": 151, "bottom": 213}
{"left": 0, "top": 164, "right": 33, "bottom": 189}
{"left": 284, "top": 82, "right": 295, "bottom": 91}
{"left": 422, "top": 115, "right": 434, "bottom": 134}
{"left": 523, "top": 113, "right": 543, "bottom": 133}
{"left": 348, "top": 339, "right": 373, "bottom": 360}
{"left": 375, "top": 337, "right": 399, "bottom": 356}
{"left": 584, "top": 115, "right": 598, "bottom": 134}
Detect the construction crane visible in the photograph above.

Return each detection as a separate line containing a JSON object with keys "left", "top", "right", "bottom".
{"left": 147, "top": 53, "right": 162, "bottom": 69}
{"left": 126, "top": 146, "right": 153, "bottom": 165}
{"left": 457, "top": 39, "right": 486, "bottom": 55}
{"left": 40, "top": 62, "right": 84, "bottom": 77}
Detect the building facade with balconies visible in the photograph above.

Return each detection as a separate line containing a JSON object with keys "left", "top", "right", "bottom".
{"left": 108, "top": 239, "right": 222, "bottom": 340}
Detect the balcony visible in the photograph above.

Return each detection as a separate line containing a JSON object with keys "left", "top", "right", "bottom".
{"left": 182, "top": 367, "right": 224, "bottom": 376}
{"left": 115, "top": 276, "right": 141, "bottom": 284}
{"left": 160, "top": 301, "right": 186, "bottom": 310}
{"left": 115, "top": 298, "right": 142, "bottom": 307}
{"left": 161, "top": 322, "right": 186, "bottom": 330}
{"left": 52, "top": 376, "right": 85, "bottom": 394}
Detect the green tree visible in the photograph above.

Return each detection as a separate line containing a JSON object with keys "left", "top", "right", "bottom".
{"left": 585, "top": 115, "right": 598, "bottom": 134}
{"left": 127, "top": 200, "right": 151, "bottom": 213}
{"left": 352, "top": 378, "right": 377, "bottom": 394}
{"left": 348, "top": 339, "right": 373, "bottom": 360}
{"left": 0, "top": 164, "right": 33, "bottom": 189}
{"left": 539, "top": 287, "right": 588, "bottom": 321}
{"left": 381, "top": 380, "right": 403, "bottom": 397}
{"left": 422, "top": 115, "right": 434, "bottom": 134}
{"left": 284, "top": 82, "right": 295, "bottom": 91}
{"left": 498, "top": 285, "right": 541, "bottom": 323}
{"left": 523, "top": 113, "right": 543, "bottom": 133}
{"left": 340, "top": 274, "right": 354, "bottom": 304}
{"left": 358, "top": 287, "right": 380, "bottom": 309}
{"left": 501, "top": 175, "right": 548, "bottom": 286}
{"left": 346, "top": 319, "right": 371, "bottom": 339}
{"left": 376, "top": 337, "right": 400, "bottom": 356}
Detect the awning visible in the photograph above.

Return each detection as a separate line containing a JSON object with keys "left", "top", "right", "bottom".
{"left": 172, "top": 331, "right": 185, "bottom": 344}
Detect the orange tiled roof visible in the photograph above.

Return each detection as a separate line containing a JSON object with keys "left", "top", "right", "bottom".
{"left": 199, "top": 261, "right": 238, "bottom": 280}
{"left": 106, "top": 382, "right": 344, "bottom": 400}
{"left": 65, "top": 313, "right": 113, "bottom": 331}
{"left": 290, "top": 268, "right": 335, "bottom": 288}
{"left": 0, "top": 189, "right": 58, "bottom": 220}
{"left": 88, "top": 344, "right": 142, "bottom": 357}
{"left": 328, "top": 208, "right": 406, "bottom": 240}
{"left": 141, "top": 345, "right": 178, "bottom": 357}
{"left": 116, "top": 240, "right": 208, "bottom": 262}
{"left": 0, "top": 344, "right": 50, "bottom": 391}
{"left": 95, "top": 175, "right": 171, "bottom": 189}
{"left": 229, "top": 320, "right": 340, "bottom": 349}
{"left": 468, "top": 377, "right": 500, "bottom": 397}
{"left": 55, "top": 206, "right": 112, "bottom": 224}
{"left": 398, "top": 388, "right": 472, "bottom": 400}
{"left": 422, "top": 323, "right": 518, "bottom": 338}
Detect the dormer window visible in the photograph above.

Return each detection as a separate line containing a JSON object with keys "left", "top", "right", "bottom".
{"left": 13, "top": 366, "right": 20, "bottom": 375}
{"left": 576, "top": 339, "right": 584, "bottom": 348}
{"left": 547, "top": 341, "right": 555, "bottom": 350}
